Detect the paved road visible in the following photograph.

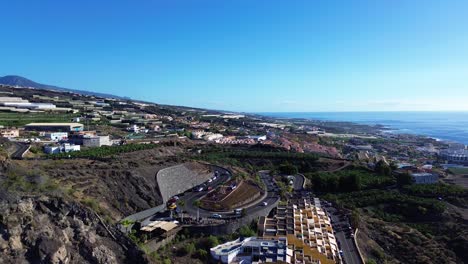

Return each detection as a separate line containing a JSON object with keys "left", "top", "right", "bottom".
{"left": 323, "top": 204, "right": 362, "bottom": 264}
{"left": 293, "top": 174, "right": 305, "bottom": 191}
{"left": 11, "top": 142, "right": 30, "bottom": 159}
{"left": 182, "top": 170, "right": 280, "bottom": 219}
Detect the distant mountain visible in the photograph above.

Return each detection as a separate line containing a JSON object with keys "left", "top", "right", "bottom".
{"left": 0, "top": 75, "right": 129, "bottom": 99}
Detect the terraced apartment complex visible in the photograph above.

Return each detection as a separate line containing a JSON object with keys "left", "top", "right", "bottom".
{"left": 257, "top": 198, "right": 340, "bottom": 263}
{"left": 211, "top": 198, "right": 340, "bottom": 264}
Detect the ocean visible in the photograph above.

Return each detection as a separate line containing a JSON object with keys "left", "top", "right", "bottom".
{"left": 261, "top": 112, "right": 468, "bottom": 145}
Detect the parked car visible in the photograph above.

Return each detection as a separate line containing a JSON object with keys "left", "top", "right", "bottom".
{"left": 211, "top": 213, "right": 222, "bottom": 219}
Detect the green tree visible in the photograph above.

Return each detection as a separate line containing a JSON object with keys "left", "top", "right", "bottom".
{"left": 278, "top": 163, "right": 298, "bottom": 175}
{"left": 239, "top": 225, "right": 256, "bottom": 237}
{"left": 192, "top": 200, "right": 201, "bottom": 207}
{"left": 206, "top": 235, "right": 219, "bottom": 248}
{"left": 241, "top": 208, "right": 247, "bottom": 217}
{"left": 350, "top": 210, "right": 360, "bottom": 229}
{"left": 184, "top": 242, "right": 196, "bottom": 255}
{"left": 375, "top": 160, "right": 391, "bottom": 176}
{"left": 396, "top": 173, "right": 414, "bottom": 187}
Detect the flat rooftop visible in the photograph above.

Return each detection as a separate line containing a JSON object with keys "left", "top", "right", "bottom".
{"left": 25, "top": 123, "right": 83, "bottom": 126}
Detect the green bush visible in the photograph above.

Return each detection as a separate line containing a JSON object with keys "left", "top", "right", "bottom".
{"left": 238, "top": 225, "right": 256, "bottom": 237}
{"left": 306, "top": 168, "right": 394, "bottom": 193}
{"left": 403, "top": 183, "right": 467, "bottom": 197}
{"left": 49, "top": 143, "right": 159, "bottom": 159}
{"left": 325, "top": 190, "right": 446, "bottom": 221}
{"left": 195, "top": 249, "right": 208, "bottom": 260}
{"left": 82, "top": 197, "right": 101, "bottom": 213}
{"left": 184, "top": 242, "right": 196, "bottom": 255}
{"left": 206, "top": 235, "right": 219, "bottom": 248}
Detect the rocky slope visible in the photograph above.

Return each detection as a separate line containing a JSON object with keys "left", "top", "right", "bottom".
{"left": 0, "top": 193, "right": 149, "bottom": 264}
{"left": 357, "top": 211, "right": 468, "bottom": 264}
{"left": 14, "top": 146, "right": 185, "bottom": 219}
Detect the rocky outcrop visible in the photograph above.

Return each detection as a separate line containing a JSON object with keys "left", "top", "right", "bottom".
{"left": 0, "top": 195, "right": 149, "bottom": 264}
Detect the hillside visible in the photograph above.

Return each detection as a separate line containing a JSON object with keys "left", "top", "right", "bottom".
{"left": 0, "top": 75, "right": 128, "bottom": 99}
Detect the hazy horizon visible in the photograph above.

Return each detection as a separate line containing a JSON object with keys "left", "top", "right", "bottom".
{"left": 1, "top": 1, "right": 468, "bottom": 112}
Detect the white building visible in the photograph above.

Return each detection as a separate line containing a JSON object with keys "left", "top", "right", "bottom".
{"left": 2, "top": 101, "right": 56, "bottom": 109}
{"left": 83, "top": 135, "right": 112, "bottom": 147}
{"left": 210, "top": 237, "right": 291, "bottom": 264}
{"left": 0, "top": 128, "right": 19, "bottom": 138}
{"left": 440, "top": 147, "right": 468, "bottom": 164}
{"left": 45, "top": 132, "right": 68, "bottom": 141}
{"left": 247, "top": 135, "right": 267, "bottom": 141}
{"left": 411, "top": 173, "right": 438, "bottom": 184}
{"left": 63, "top": 143, "right": 80, "bottom": 152}
{"left": 204, "top": 133, "right": 224, "bottom": 141}
{"left": 44, "top": 143, "right": 80, "bottom": 154}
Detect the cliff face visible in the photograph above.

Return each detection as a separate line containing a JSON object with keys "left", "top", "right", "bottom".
{"left": 0, "top": 195, "right": 149, "bottom": 264}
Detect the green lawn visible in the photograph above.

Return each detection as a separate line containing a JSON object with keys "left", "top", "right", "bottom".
{"left": 0, "top": 112, "right": 78, "bottom": 127}
{"left": 448, "top": 167, "right": 468, "bottom": 175}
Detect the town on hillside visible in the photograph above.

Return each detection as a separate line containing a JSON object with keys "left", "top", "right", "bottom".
{"left": 0, "top": 84, "right": 467, "bottom": 264}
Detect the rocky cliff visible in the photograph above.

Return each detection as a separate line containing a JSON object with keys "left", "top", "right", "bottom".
{"left": 0, "top": 193, "right": 149, "bottom": 264}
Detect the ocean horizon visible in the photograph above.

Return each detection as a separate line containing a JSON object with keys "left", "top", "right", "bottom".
{"left": 259, "top": 111, "right": 468, "bottom": 145}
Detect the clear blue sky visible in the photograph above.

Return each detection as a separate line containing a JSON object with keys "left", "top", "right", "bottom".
{"left": 1, "top": 0, "right": 468, "bottom": 112}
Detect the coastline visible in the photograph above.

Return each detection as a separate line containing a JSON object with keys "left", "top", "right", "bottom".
{"left": 259, "top": 112, "right": 468, "bottom": 145}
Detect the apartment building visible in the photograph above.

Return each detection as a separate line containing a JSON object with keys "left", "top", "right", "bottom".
{"left": 210, "top": 237, "right": 291, "bottom": 264}
{"left": 0, "top": 128, "right": 19, "bottom": 138}
{"left": 258, "top": 198, "right": 340, "bottom": 263}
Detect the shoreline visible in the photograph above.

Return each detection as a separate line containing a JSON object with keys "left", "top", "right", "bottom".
{"left": 259, "top": 112, "right": 467, "bottom": 146}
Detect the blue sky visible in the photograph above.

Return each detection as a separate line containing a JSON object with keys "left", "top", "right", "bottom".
{"left": 1, "top": 0, "right": 468, "bottom": 112}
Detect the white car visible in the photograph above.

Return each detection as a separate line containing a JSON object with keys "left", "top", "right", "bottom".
{"left": 211, "top": 214, "right": 222, "bottom": 219}
{"left": 262, "top": 202, "right": 268, "bottom": 206}
{"left": 208, "top": 178, "right": 213, "bottom": 183}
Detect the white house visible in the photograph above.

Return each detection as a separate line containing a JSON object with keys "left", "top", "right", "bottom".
{"left": 45, "top": 132, "right": 68, "bottom": 141}
{"left": 44, "top": 143, "right": 80, "bottom": 154}
{"left": 83, "top": 135, "right": 112, "bottom": 147}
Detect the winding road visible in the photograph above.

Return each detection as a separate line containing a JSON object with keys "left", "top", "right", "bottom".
{"left": 181, "top": 170, "right": 280, "bottom": 219}
{"left": 10, "top": 142, "right": 30, "bottom": 159}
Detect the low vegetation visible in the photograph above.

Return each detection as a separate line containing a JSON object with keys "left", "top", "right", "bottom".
{"left": 0, "top": 112, "right": 78, "bottom": 127}
{"left": 305, "top": 167, "right": 395, "bottom": 193}
{"left": 49, "top": 143, "right": 160, "bottom": 159}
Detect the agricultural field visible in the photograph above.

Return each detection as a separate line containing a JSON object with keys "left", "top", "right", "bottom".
{"left": 0, "top": 112, "right": 78, "bottom": 127}
{"left": 448, "top": 167, "right": 468, "bottom": 175}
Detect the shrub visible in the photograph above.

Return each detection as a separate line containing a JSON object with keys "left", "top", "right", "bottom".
{"left": 206, "top": 235, "right": 219, "bottom": 248}
{"left": 239, "top": 225, "right": 256, "bottom": 237}
{"left": 195, "top": 249, "right": 208, "bottom": 260}
{"left": 184, "top": 242, "right": 196, "bottom": 255}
